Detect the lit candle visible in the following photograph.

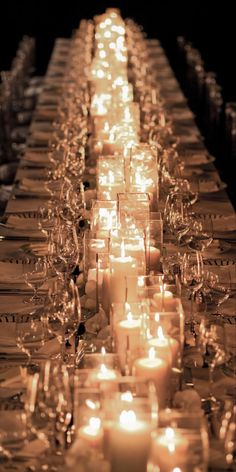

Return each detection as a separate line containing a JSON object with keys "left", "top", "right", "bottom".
{"left": 115, "top": 312, "right": 142, "bottom": 373}
{"left": 78, "top": 416, "right": 103, "bottom": 448}
{"left": 109, "top": 409, "right": 152, "bottom": 472}
{"left": 149, "top": 246, "right": 161, "bottom": 272}
{"left": 153, "top": 289, "right": 177, "bottom": 312}
{"left": 149, "top": 427, "right": 189, "bottom": 472}
{"left": 133, "top": 347, "right": 170, "bottom": 409}
{"left": 89, "top": 363, "right": 118, "bottom": 391}
{"left": 109, "top": 241, "right": 138, "bottom": 303}
{"left": 147, "top": 326, "right": 179, "bottom": 366}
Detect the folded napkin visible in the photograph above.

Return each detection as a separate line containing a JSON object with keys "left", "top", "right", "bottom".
{"left": 22, "top": 151, "right": 50, "bottom": 164}
{"left": 183, "top": 152, "right": 214, "bottom": 166}
{"left": 6, "top": 198, "right": 49, "bottom": 214}
{"left": 0, "top": 260, "right": 37, "bottom": 285}
{"left": 30, "top": 122, "right": 53, "bottom": 133}
{"left": 0, "top": 293, "right": 42, "bottom": 314}
{"left": 7, "top": 214, "right": 43, "bottom": 231}
{"left": 0, "top": 335, "right": 60, "bottom": 358}
{"left": 29, "top": 130, "right": 53, "bottom": 145}
{"left": 0, "top": 223, "right": 45, "bottom": 239}
{"left": 211, "top": 214, "right": 236, "bottom": 232}
{"left": 34, "top": 107, "right": 58, "bottom": 121}
{"left": 16, "top": 167, "right": 48, "bottom": 180}
{"left": 179, "top": 134, "right": 201, "bottom": 145}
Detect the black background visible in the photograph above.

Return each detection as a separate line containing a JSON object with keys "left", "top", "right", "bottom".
{"left": 0, "top": 0, "right": 235, "bottom": 100}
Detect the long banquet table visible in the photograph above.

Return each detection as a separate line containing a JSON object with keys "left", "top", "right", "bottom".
{"left": 0, "top": 14, "right": 236, "bottom": 472}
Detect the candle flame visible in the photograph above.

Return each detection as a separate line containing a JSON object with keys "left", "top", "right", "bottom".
{"left": 146, "top": 328, "right": 152, "bottom": 340}
{"left": 101, "top": 346, "right": 106, "bottom": 355}
{"left": 100, "top": 363, "right": 107, "bottom": 374}
{"left": 108, "top": 170, "right": 115, "bottom": 184}
{"left": 104, "top": 121, "right": 109, "bottom": 132}
{"left": 120, "top": 391, "right": 133, "bottom": 402}
{"left": 127, "top": 311, "right": 133, "bottom": 322}
{"left": 155, "top": 313, "right": 160, "bottom": 322}
{"left": 124, "top": 107, "right": 131, "bottom": 122}
{"left": 149, "top": 347, "right": 156, "bottom": 360}
{"left": 120, "top": 409, "right": 137, "bottom": 427}
{"left": 165, "top": 427, "right": 176, "bottom": 453}
{"left": 86, "top": 399, "right": 100, "bottom": 410}
{"left": 125, "top": 302, "right": 131, "bottom": 312}
{"left": 89, "top": 416, "right": 101, "bottom": 432}
{"left": 157, "top": 326, "right": 165, "bottom": 341}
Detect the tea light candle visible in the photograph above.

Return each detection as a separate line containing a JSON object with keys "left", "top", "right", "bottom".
{"left": 150, "top": 427, "right": 189, "bottom": 472}
{"left": 78, "top": 416, "right": 103, "bottom": 448}
{"left": 153, "top": 290, "right": 177, "bottom": 311}
{"left": 109, "top": 243, "right": 138, "bottom": 303}
{"left": 147, "top": 326, "right": 179, "bottom": 366}
{"left": 149, "top": 246, "right": 161, "bottom": 272}
{"left": 89, "top": 363, "right": 118, "bottom": 391}
{"left": 133, "top": 347, "right": 170, "bottom": 409}
{"left": 109, "top": 409, "right": 152, "bottom": 472}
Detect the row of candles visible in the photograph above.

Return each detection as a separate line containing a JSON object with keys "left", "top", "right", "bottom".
{"left": 72, "top": 9, "right": 199, "bottom": 472}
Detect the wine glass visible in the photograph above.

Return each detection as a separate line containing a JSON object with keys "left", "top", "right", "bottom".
{"left": 25, "top": 361, "right": 72, "bottom": 470}
{"left": 188, "top": 217, "right": 213, "bottom": 253}
{"left": 23, "top": 258, "right": 48, "bottom": 304}
{"left": 203, "top": 266, "right": 232, "bottom": 314}
{"left": 45, "top": 280, "right": 81, "bottom": 362}
{"left": 198, "top": 314, "right": 226, "bottom": 408}
{"left": 181, "top": 251, "right": 204, "bottom": 333}
{"left": 15, "top": 314, "right": 46, "bottom": 366}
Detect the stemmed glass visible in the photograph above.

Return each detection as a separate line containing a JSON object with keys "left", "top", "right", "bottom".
{"left": 188, "top": 217, "right": 213, "bottom": 253}
{"left": 25, "top": 361, "right": 73, "bottom": 470}
{"left": 45, "top": 280, "right": 81, "bottom": 362}
{"left": 168, "top": 195, "right": 191, "bottom": 245}
{"left": 181, "top": 251, "right": 204, "bottom": 334}
{"left": 23, "top": 258, "right": 48, "bottom": 304}
{"left": 15, "top": 314, "right": 46, "bottom": 366}
{"left": 203, "top": 266, "right": 233, "bottom": 314}
{"left": 198, "top": 314, "right": 226, "bottom": 408}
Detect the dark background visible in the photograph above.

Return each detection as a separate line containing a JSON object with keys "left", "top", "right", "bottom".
{"left": 0, "top": 0, "right": 235, "bottom": 101}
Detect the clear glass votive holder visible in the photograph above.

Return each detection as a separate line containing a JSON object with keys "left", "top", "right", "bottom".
{"left": 90, "top": 200, "right": 118, "bottom": 234}
{"left": 117, "top": 192, "right": 150, "bottom": 231}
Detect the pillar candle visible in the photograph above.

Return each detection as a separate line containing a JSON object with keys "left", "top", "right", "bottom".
{"left": 78, "top": 417, "right": 103, "bottom": 448}
{"left": 153, "top": 290, "right": 177, "bottom": 312}
{"left": 147, "top": 326, "right": 179, "bottom": 366}
{"left": 109, "top": 255, "right": 138, "bottom": 303}
{"left": 108, "top": 410, "right": 152, "bottom": 472}
{"left": 115, "top": 312, "right": 142, "bottom": 373}
{"left": 133, "top": 348, "right": 170, "bottom": 409}
{"left": 149, "top": 427, "right": 189, "bottom": 472}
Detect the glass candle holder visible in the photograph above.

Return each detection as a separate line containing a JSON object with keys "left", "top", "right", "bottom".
{"left": 102, "top": 380, "right": 157, "bottom": 472}
{"left": 97, "top": 154, "right": 125, "bottom": 200}
{"left": 117, "top": 192, "right": 150, "bottom": 232}
{"left": 110, "top": 229, "right": 146, "bottom": 276}
{"left": 156, "top": 409, "right": 210, "bottom": 472}
{"left": 91, "top": 200, "right": 118, "bottom": 234}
